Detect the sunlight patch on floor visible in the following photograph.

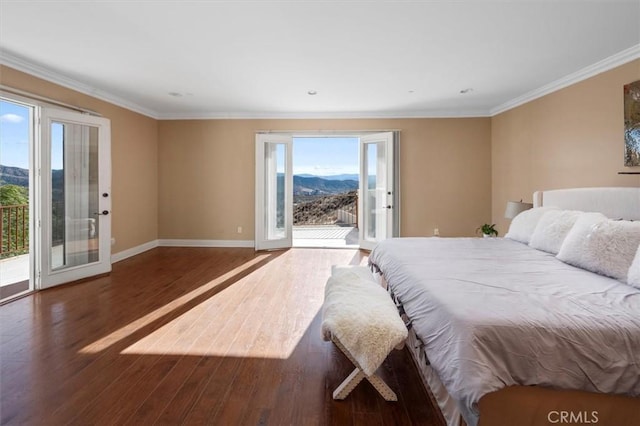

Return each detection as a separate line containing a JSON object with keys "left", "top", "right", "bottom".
{"left": 119, "top": 302, "right": 320, "bottom": 359}
{"left": 79, "top": 254, "right": 271, "bottom": 354}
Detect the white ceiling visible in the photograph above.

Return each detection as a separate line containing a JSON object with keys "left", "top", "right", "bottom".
{"left": 1, "top": 1, "right": 639, "bottom": 119}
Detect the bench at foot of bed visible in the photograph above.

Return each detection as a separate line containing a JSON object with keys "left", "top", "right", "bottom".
{"left": 331, "top": 335, "right": 399, "bottom": 401}
{"left": 321, "top": 265, "right": 408, "bottom": 402}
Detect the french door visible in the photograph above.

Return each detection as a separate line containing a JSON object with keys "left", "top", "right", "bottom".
{"left": 0, "top": 97, "right": 35, "bottom": 301}
{"left": 255, "top": 134, "right": 293, "bottom": 250}
{"left": 254, "top": 131, "right": 396, "bottom": 251}
{"left": 39, "top": 108, "right": 111, "bottom": 288}
{"left": 358, "top": 132, "right": 396, "bottom": 250}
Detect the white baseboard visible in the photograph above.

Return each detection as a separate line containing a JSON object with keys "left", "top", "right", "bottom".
{"left": 110, "top": 239, "right": 256, "bottom": 264}
{"left": 111, "top": 240, "right": 159, "bottom": 263}
{"left": 158, "top": 239, "right": 255, "bottom": 248}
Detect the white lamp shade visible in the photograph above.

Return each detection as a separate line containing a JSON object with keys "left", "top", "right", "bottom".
{"left": 504, "top": 201, "right": 533, "bottom": 219}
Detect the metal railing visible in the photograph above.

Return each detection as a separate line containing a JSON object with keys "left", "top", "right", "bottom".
{"left": 1, "top": 204, "right": 29, "bottom": 258}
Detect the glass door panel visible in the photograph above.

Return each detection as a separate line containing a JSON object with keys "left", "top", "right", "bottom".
{"left": 364, "top": 142, "right": 385, "bottom": 241}
{"left": 359, "top": 132, "right": 394, "bottom": 250}
{"left": 50, "top": 121, "right": 100, "bottom": 270}
{"left": 265, "top": 143, "right": 286, "bottom": 240}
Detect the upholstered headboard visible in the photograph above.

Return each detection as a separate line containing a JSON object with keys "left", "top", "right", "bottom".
{"left": 533, "top": 187, "right": 640, "bottom": 220}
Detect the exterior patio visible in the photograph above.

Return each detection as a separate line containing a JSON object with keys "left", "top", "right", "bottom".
{"left": 292, "top": 225, "right": 358, "bottom": 248}
{"left": 0, "top": 253, "right": 30, "bottom": 300}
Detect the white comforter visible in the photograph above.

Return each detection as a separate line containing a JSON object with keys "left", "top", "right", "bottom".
{"left": 369, "top": 238, "right": 640, "bottom": 422}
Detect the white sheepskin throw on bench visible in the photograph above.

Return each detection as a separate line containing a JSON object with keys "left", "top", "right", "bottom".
{"left": 321, "top": 266, "right": 408, "bottom": 376}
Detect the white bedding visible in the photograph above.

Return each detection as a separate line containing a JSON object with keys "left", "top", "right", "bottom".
{"left": 369, "top": 237, "right": 640, "bottom": 424}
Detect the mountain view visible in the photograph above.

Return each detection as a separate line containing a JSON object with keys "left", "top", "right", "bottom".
{"left": 1, "top": 165, "right": 67, "bottom": 254}
{"left": 291, "top": 175, "right": 358, "bottom": 225}
{"left": 0, "top": 165, "right": 29, "bottom": 187}
{"left": 274, "top": 173, "right": 359, "bottom": 227}
{"left": 293, "top": 175, "right": 358, "bottom": 197}
{"left": 1, "top": 165, "right": 65, "bottom": 202}
{"left": 296, "top": 173, "right": 359, "bottom": 181}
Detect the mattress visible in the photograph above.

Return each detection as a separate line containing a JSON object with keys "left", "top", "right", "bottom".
{"left": 369, "top": 237, "right": 640, "bottom": 424}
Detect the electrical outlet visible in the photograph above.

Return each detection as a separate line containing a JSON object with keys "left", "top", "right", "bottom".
{"left": 433, "top": 228, "right": 440, "bottom": 237}
{"left": 111, "top": 237, "right": 116, "bottom": 246}
{"left": 237, "top": 226, "right": 243, "bottom": 234}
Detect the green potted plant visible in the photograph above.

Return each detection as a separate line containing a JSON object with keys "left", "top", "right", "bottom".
{"left": 477, "top": 223, "right": 498, "bottom": 238}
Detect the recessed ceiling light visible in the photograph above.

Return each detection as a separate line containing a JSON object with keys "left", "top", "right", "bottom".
{"left": 307, "top": 90, "right": 317, "bottom": 95}
{"left": 460, "top": 88, "right": 474, "bottom": 94}
{"left": 168, "top": 92, "right": 195, "bottom": 98}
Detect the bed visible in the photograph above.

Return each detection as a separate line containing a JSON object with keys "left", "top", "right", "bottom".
{"left": 368, "top": 187, "right": 640, "bottom": 426}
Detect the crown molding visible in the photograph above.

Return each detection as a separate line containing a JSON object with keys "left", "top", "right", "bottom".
{"left": 490, "top": 44, "right": 640, "bottom": 116}
{"left": 0, "top": 50, "right": 159, "bottom": 119}
{"left": 155, "top": 109, "right": 492, "bottom": 120}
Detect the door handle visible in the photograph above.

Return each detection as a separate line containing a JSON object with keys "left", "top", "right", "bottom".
{"left": 94, "top": 210, "right": 110, "bottom": 216}
{"left": 386, "top": 205, "right": 392, "bottom": 209}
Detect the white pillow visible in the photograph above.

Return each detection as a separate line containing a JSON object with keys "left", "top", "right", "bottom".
{"left": 505, "top": 207, "right": 557, "bottom": 244}
{"left": 628, "top": 246, "right": 640, "bottom": 289}
{"left": 529, "top": 210, "right": 582, "bottom": 254}
{"left": 557, "top": 214, "right": 640, "bottom": 282}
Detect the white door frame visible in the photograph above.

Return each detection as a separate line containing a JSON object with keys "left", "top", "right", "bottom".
{"left": 0, "top": 95, "right": 37, "bottom": 297}
{"left": 39, "top": 107, "right": 111, "bottom": 288}
{"left": 255, "top": 133, "right": 293, "bottom": 250}
{"left": 358, "top": 131, "right": 396, "bottom": 251}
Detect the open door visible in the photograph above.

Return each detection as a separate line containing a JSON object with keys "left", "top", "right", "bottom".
{"left": 0, "top": 97, "right": 35, "bottom": 302}
{"left": 359, "top": 132, "right": 396, "bottom": 251}
{"left": 255, "top": 134, "right": 293, "bottom": 250}
{"left": 39, "top": 107, "right": 111, "bottom": 288}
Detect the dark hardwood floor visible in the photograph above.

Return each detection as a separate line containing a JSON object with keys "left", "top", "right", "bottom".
{"left": 0, "top": 247, "right": 444, "bottom": 425}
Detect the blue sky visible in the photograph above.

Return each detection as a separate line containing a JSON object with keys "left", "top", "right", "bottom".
{"left": 0, "top": 100, "right": 30, "bottom": 169}
{"left": 1, "top": 99, "right": 70, "bottom": 170}
{"left": 293, "top": 137, "right": 359, "bottom": 176}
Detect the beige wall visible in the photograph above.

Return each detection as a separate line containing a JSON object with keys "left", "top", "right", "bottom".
{"left": 158, "top": 118, "right": 492, "bottom": 240}
{"left": 491, "top": 60, "right": 640, "bottom": 234}
{"left": 0, "top": 66, "right": 159, "bottom": 254}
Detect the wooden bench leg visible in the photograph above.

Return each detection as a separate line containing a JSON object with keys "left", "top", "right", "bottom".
{"left": 331, "top": 336, "right": 398, "bottom": 402}
{"left": 333, "top": 368, "right": 366, "bottom": 400}
{"left": 366, "top": 374, "right": 398, "bottom": 401}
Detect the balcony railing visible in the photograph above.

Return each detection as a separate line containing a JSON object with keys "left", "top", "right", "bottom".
{"left": 1, "top": 204, "right": 29, "bottom": 258}
{"left": 293, "top": 191, "right": 358, "bottom": 227}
